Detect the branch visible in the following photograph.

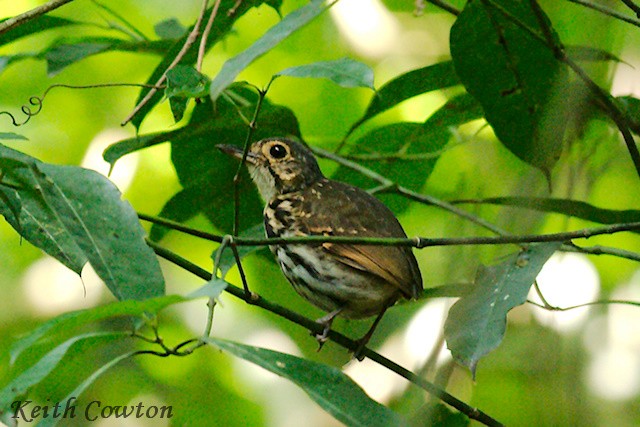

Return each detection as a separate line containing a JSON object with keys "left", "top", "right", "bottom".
{"left": 0, "top": 0, "right": 75, "bottom": 36}
{"left": 621, "top": 0, "right": 640, "bottom": 17}
{"left": 121, "top": 0, "right": 210, "bottom": 126}
{"left": 197, "top": 0, "right": 223, "bottom": 72}
{"left": 146, "top": 240, "right": 503, "bottom": 426}
{"left": 138, "top": 214, "right": 640, "bottom": 249}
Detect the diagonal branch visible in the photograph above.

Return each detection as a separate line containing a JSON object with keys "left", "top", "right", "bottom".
{"left": 146, "top": 240, "right": 504, "bottom": 427}
{"left": 121, "top": 0, "right": 210, "bottom": 126}
{"left": 0, "top": 0, "right": 75, "bottom": 36}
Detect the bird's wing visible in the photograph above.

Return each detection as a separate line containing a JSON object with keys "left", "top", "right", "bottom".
{"left": 300, "top": 180, "right": 423, "bottom": 299}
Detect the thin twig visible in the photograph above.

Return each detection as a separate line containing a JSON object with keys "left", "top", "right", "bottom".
{"left": 565, "top": 0, "right": 640, "bottom": 28}
{"left": 424, "top": 0, "right": 462, "bottom": 15}
{"left": 120, "top": 0, "right": 210, "bottom": 126}
{"left": 146, "top": 240, "right": 503, "bottom": 426}
{"left": 0, "top": 0, "right": 75, "bottom": 36}
{"left": 197, "top": 0, "right": 223, "bottom": 72}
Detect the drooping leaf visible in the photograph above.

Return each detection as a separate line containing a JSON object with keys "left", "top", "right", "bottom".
{"left": 0, "top": 144, "right": 165, "bottom": 301}
{"left": 617, "top": 95, "right": 640, "bottom": 135}
{"left": 0, "top": 132, "right": 27, "bottom": 140}
{"left": 450, "top": 0, "right": 569, "bottom": 178}
{"left": 154, "top": 18, "right": 187, "bottom": 39}
{"left": 45, "top": 42, "right": 112, "bottom": 75}
{"left": 9, "top": 295, "right": 185, "bottom": 364}
{"left": 0, "top": 333, "right": 127, "bottom": 415}
{"left": 165, "top": 65, "right": 211, "bottom": 99}
{"left": 565, "top": 45, "right": 625, "bottom": 63}
{"left": 274, "top": 58, "right": 374, "bottom": 90}
{"left": 35, "top": 351, "right": 137, "bottom": 427}
{"left": 205, "top": 338, "right": 408, "bottom": 427}
{"left": 131, "top": 0, "right": 267, "bottom": 129}
{"left": 209, "top": 0, "right": 329, "bottom": 102}
{"left": 444, "top": 242, "right": 561, "bottom": 376}
{"left": 454, "top": 196, "right": 640, "bottom": 228}
{"left": 0, "top": 16, "right": 79, "bottom": 47}
{"left": 348, "top": 61, "right": 460, "bottom": 135}
{"left": 187, "top": 278, "right": 229, "bottom": 299}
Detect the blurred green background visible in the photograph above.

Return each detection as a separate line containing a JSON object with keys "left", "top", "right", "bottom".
{"left": 1, "top": 0, "right": 640, "bottom": 425}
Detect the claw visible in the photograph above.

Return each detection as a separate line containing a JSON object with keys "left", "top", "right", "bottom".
{"left": 312, "top": 307, "right": 343, "bottom": 351}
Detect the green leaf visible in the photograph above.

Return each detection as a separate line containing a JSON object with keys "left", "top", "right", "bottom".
{"left": 274, "top": 58, "right": 374, "bottom": 90}
{"left": 168, "top": 95, "right": 189, "bottom": 122}
{"left": 0, "top": 332, "right": 126, "bottom": 414}
{"left": 36, "top": 351, "right": 137, "bottom": 427}
{"left": 131, "top": 0, "right": 266, "bottom": 129}
{"left": 617, "top": 95, "right": 640, "bottom": 135}
{"left": 0, "top": 16, "right": 79, "bottom": 47}
{"left": 165, "top": 65, "right": 211, "bottom": 99}
{"left": 565, "top": 45, "right": 625, "bottom": 63}
{"left": 154, "top": 18, "right": 187, "bottom": 39}
{"left": 205, "top": 338, "right": 408, "bottom": 427}
{"left": 348, "top": 61, "right": 460, "bottom": 134}
{"left": 450, "top": 0, "right": 569, "bottom": 177}
{"left": 187, "top": 278, "right": 229, "bottom": 299}
{"left": 9, "top": 295, "right": 184, "bottom": 365}
{"left": 444, "top": 242, "right": 561, "bottom": 376}
{"left": 0, "top": 144, "right": 165, "bottom": 301}
{"left": 0, "top": 132, "right": 27, "bottom": 140}
{"left": 209, "top": 0, "right": 329, "bottom": 102}
{"left": 45, "top": 42, "right": 112, "bottom": 76}
{"left": 454, "top": 196, "right": 640, "bottom": 228}
{"left": 333, "top": 93, "right": 482, "bottom": 214}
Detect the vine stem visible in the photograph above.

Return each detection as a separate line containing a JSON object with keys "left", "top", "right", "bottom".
{"left": 146, "top": 239, "right": 504, "bottom": 427}
{"left": 0, "top": 0, "right": 75, "bottom": 36}
{"left": 120, "top": 0, "right": 210, "bottom": 126}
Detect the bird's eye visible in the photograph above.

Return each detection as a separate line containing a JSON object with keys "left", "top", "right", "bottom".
{"left": 269, "top": 144, "right": 287, "bottom": 159}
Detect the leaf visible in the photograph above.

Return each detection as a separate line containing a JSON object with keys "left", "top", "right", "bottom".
{"left": 274, "top": 58, "right": 374, "bottom": 90}
{"left": 617, "top": 95, "right": 640, "bottom": 135}
{"left": 0, "top": 132, "right": 27, "bottom": 140}
{"left": 0, "top": 16, "right": 79, "bottom": 47}
{"left": 9, "top": 295, "right": 184, "bottom": 364}
{"left": 332, "top": 93, "right": 482, "bottom": 214}
{"left": 0, "top": 332, "right": 126, "bottom": 414}
{"left": 454, "top": 196, "right": 640, "bottom": 228}
{"left": 45, "top": 42, "right": 112, "bottom": 76}
{"left": 131, "top": 0, "right": 266, "bottom": 129}
{"left": 205, "top": 338, "right": 408, "bottom": 427}
{"left": 165, "top": 65, "right": 211, "bottom": 99}
{"left": 154, "top": 18, "right": 187, "bottom": 39}
{"left": 444, "top": 242, "right": 561, "bottom": 376}
{"left": 209, "top": 0, "right": 329, "bottom": 102}
{"left": 348, "top": 61, "right": 460, "bottom": 135}
{"left": 565, "top": 45, "right": 625, "bottom": 63}
{"left": 36, "top": 351, "right": 137, "bottom": 427}
{"left": 0, "top": 144, "right": 165, "bottom": 301}
{"left": 187, "top": 278, "right": 229, "bottom": 299}
{"left": 450, "top": 0, "right": 569, "bottom": 177}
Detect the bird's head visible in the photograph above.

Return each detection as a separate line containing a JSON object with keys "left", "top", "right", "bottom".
{"left": 217, "top": 138, "right": 324, "bottom": 201}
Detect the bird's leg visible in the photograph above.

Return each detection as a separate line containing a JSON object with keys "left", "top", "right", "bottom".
{"left": 313, "top": 307, "right": 344, "bottom": 351}
{"left": 353, "top": 303, "right": 392, "bottom": 361}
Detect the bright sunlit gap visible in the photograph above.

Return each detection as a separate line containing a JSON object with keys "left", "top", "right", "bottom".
{"left": 81, "top": 128, "right": 138, "bottom": 193}
{"left": 23, "top": 258, "right": 104, "bottom": 315}
{"left": 329, "top": 0, "right": 400, "bottom": 58}
{"left": 584, "top": 272, "right": 640, "bottom": 401}
{"left": 529, "top": 253, "right": 600, "bottom": 333}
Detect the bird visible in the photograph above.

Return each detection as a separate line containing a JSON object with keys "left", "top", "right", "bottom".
{"left": 217, "top": 137, "right": 423, "bottom": 359}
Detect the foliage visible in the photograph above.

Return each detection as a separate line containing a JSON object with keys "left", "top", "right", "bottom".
{"left": 0, "top": 0, "right": 639, "bottom": 426}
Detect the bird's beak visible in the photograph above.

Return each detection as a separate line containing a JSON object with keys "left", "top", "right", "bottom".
{"left": 216, "top": 144, "right": 257, "bottom": 165}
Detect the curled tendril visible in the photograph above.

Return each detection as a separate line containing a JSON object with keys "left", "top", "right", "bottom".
{"left": 0, "top": 82, "right": 164, "bottom": 127}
